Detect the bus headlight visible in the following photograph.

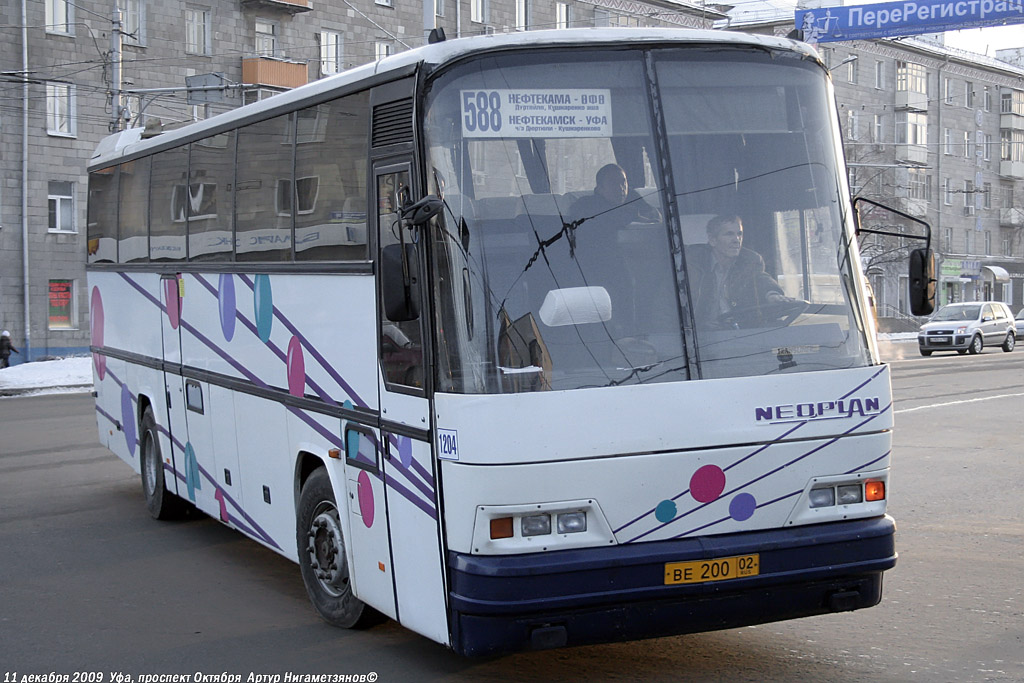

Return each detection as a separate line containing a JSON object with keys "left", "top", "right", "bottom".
{"left": 472, "top": 499, "right": 615, "bottom": 554}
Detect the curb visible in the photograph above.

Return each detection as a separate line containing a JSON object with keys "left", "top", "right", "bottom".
{"left": 0, "top": 384, "right": 94, "bottom": 398}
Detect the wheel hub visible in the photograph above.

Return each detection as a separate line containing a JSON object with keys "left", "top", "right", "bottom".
{"left": 306, "top": 506, "right": 348, "bottom": 597}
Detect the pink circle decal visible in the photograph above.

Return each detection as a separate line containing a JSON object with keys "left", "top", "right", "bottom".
{"left": 90, "top": 286, "right": 106, "bottom": 380}
{"left": 357, "top": 470, "right": 374, "bottom": 528}
{"left": 163, "top": 277, "right": 181, "bottom": 330}
{"left": 286, "top": 336, "right": 305, "bottom": 397}
{"left": 690, "top": 464, "right": 726, "bottom": 503}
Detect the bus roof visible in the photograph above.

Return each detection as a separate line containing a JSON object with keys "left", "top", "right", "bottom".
{"left": 89, "top": 27, "right": 816, "bottom": 171}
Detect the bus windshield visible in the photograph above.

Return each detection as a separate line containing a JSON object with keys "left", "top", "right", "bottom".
{"left": 423, "top": 46, "right": 871, "bottom": 393}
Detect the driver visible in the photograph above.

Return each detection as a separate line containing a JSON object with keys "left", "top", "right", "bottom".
{"left": 689, "top": 215, "right": 790, "bottom": 327}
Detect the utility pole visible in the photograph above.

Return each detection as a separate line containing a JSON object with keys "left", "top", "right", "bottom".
{"left": 110, "top": 7, "right": 123, "bottom": 133}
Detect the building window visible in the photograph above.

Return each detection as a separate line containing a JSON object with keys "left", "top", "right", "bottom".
{"left": 118, "top": 0, "right": 144, "bottom": 45}
{"left": 46, "top": 82, "right": 76, "bottom": 137}
{"left": 471, "top": 0, "right": 487, "bottom": 23}
{"left": 48, "top": 181, "right": 75, "bottom": 233}
{"left": 48, "top": 279, "right": 77, "bottom": 330}
{"left": 984, "top": 86, "right": 992, "bottom": 112}
{"left": 963, "top": 130, "right": 972, "bottom": 158}
{"left": 46, "top": 0, "right": 73, "bottom": 34}
{"left": 908, "top": 168, "right": 931, "bottom": 201}
{"left": 846, "top": 54, "right": 858, "bottom": 84}
{"left": 255, "top": 19, "right": 277, "bottom": 56}
{"left": 964, "top": 180, "right": 974, "bottom": 213}
{"left": 896, "top": 61, "right": 926, "bottom": 94}
{"left": 943, "top": 77, "right": 954, "bottom": 104}
{"left": 846, "top": 110, "right": 858, "bottom": 140}
{"left": 943, "top": 177, "right": 952, "bottom": 205}
{"left": 943, "top": 226, "right": 952, "bottom": 252}
{"left": 965, "top": 82, "right": 974, "bottom": 108}
{"left": 874, "top": 60, "right": 884, "bottom": 89}
{"left": 983, "top": 182, "right": 992, "bottom": 209}
{"left": 896, "top": 111, "right": 926, "bottom": 145}
{"left": 320, "top": 31, "right": 342, "bottom": 75}
{"left": 376, "top": 0, "right": 393, "bottom": 7}
{"left": 1002, "top": 90, "right": 1024, "bottom": 116}
{"left": 185, "top": 7, "right": 211, "bottom": 55}
{"left": 872, "top": 114, "right": 884, "bottom": 149}
{"left": 556, "top": 2, "right": 571, "bottom": 28}
{"left": 375, "top": 41, "right": 393, "bottom": 60}
{"left": 1003, "top": 129, "right": 1024, "bottom": 163}
{"left": 436, "top": 0, "right": 444, "bottom": 17}
{"left": 964, "top": 229, "right": 971, "bottom": 253}
{"left": 943, "top": 127, "right": 953, "bottom": 155}
{"left": 984, "top": 230, "right": 991, "bottom": 255}
{"left": 515, "top": 0, "right": 529, "bottom": 29}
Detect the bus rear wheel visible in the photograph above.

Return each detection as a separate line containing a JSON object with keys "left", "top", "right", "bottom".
{"left": 140, "top": 407, "right": 187, "bottom": 520}
{"left": 297, "top": 467, "right": 373, "bottom": 628}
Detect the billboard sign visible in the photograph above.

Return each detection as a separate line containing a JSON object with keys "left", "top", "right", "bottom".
{"left": 795, "top": 0, "right": 1024, "bottom": 43}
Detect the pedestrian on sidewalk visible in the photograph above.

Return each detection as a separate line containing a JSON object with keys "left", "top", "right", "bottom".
{"left": 1, "top": 330, "right": 19, "bottom": 368}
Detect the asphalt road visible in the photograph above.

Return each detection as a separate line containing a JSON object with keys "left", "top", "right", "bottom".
{"left": 1, "top": 347, "right": 1022, "bottom": 682}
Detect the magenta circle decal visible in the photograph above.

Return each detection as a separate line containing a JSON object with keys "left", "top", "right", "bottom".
{"left": 729, "top": 493, "right": 757, "bottom": 521}
{"left": 163, "top": 277, "right": 181, "bottom": 330}
{"left": 690, "top": 464, "right": 726, "bottom": 503}
{"left": 357, "top": 470, "right": 374, "bottom": 528}
{"left": 121, "top": 384, "right": 137, "bottom": 456}
{"left": 90, "top": 286, "right": 106, "bottom": 380}
{"left": 286, "top": 336, "right": 305, "bottom": 397}
{"left": 218, "top": 273, "right": 236, "bottom": 341}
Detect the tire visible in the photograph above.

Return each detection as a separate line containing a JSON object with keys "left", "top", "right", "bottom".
{"left": 919, "top": 348, "right": 932, "bottom": 356}
{"left": 140, "top": 407, "right": 187, "bottom": 520}
{"left": 967, "top": 334, "right": 983, "bottom": 355}
{"left": 1002, "top": 333, "right": 1015, "bottom": 352}
{"left": 297, "top": 467, "right": 375, "bottom": 628}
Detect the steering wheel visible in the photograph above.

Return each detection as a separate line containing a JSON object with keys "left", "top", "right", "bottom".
{"left": 718, "top": 299, "right": 809, "bottom": 329}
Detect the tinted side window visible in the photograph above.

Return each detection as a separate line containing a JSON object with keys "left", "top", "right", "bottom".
{"left": 150, "top": 145, "right": 188, "bottom": 262}
{"left": 236, "top": 114, "right": 294, "bottom": 262}
{"left": 118, "top": 157, "right": 150, "bottom": 263}
{"left": 295, "top": 92, "right": 370, "bottom": 262}
{"left": 87, "top": 167, "right": 118, "bottom": 263}
{"left": 188, "top": 132, "right": 235, "bottom": 261}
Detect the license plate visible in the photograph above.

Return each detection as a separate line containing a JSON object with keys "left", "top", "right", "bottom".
{"left": 664, "top": 554, "right": 759, "bottom": 585}
{"left": 931, "top": 337, "right": 949, "bottom": 343}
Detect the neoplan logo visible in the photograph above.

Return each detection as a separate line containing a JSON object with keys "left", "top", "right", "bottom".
{"left": 755, "top": 397, "right": 881, "bottom": 424}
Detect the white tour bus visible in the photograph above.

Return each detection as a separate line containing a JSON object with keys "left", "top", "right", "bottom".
{"left": 87, "top": 28, "right": 934, "bottom": 656}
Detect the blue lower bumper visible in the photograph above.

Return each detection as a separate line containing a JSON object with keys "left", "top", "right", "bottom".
{"left": 448, "top": 516, "right": 896, "bottom": 656}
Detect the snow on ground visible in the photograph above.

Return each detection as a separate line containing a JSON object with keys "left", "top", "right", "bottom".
{"left": 0, "top": 356, "right": 93, "bottom": 396}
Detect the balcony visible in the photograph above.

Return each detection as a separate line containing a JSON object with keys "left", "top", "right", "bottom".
{"left": 1000, "top": 160, "right": 1024, "bottom": 179}
{"left": 1001, "top": 111, "right": 1024, "bottom": 131}
{"left": 1000, "top": 207, "right": 1024, "bottom": 228}
{"left": 895, "top": 144, "right": 928, "bottom": 165}
{"left": 895, "top": 90, "right": 928, "bottom": 111}
{"left": 239, "top": 0, "right": 312, "bottom": 14}
{"left": 242, "top": 56, "right": 308, "bottom": 89}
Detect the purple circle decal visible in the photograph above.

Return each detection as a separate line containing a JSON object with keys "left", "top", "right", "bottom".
{"left": 218, "top": 273, "right": 236, "bottom": 341}
{"left": 357, "top": 470, "right": 374, "bottom": 528}
{"left": 254, "top": 274, "right": 273, "bottom": 342}
{"left": 163, "top": 277, "right": 181, "bottom": 330}
{"left": 729, "top": 493, "right": 757, "bottom": 522}
{"left": 690, "top": 464, "right": 726, "bottom": 504}
{"left": 121, "top": 384, "right": 137, "bottom": 455}
{"left": 286, "top": 336, "right": 305, "bottom": 397}
{"left": 90, "top": 286, "right": 106, "bottom": 380}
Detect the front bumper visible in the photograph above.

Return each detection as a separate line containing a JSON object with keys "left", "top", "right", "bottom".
{"left": 448, "top": 516, "right": 896, "bottom": 657}
{"left": 919, "top": 334, "right": 970, "bottom": 351}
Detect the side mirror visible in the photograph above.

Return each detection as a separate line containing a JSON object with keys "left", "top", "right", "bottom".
{"left": 908, "top": 248, "right": 935, "bottom": 317}
{"left": 401, "top": 195, "right": 444, "bottom": 226}
{"left": 381, "top": 243, "right": 420, "bottom": 321}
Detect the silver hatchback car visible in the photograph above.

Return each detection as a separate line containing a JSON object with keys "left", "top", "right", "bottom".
{"left": 918, "top": 302, "right": 1016, "bottom": 356}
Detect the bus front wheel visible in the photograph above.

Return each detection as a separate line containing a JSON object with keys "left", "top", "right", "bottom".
{"left": 297, "top": 467, "right": 373, "bottom": 628}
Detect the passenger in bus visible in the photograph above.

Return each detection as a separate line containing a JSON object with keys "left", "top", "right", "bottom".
{"left": 688, "top": 215, "right": 792, "bottom": 328}
{"left": 568, "top": 163, "right": 661, "bottom": 227}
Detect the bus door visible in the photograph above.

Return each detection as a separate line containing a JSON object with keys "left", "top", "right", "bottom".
{"left": 159, "top": 273, "right": 187, "bottom": 499}
{"left": 366, "top": 163, "right": 448, "bottom": 643}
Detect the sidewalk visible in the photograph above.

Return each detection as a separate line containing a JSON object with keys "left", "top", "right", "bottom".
{"left": 0, "top": 356, "right": 93, "bottom": 397}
